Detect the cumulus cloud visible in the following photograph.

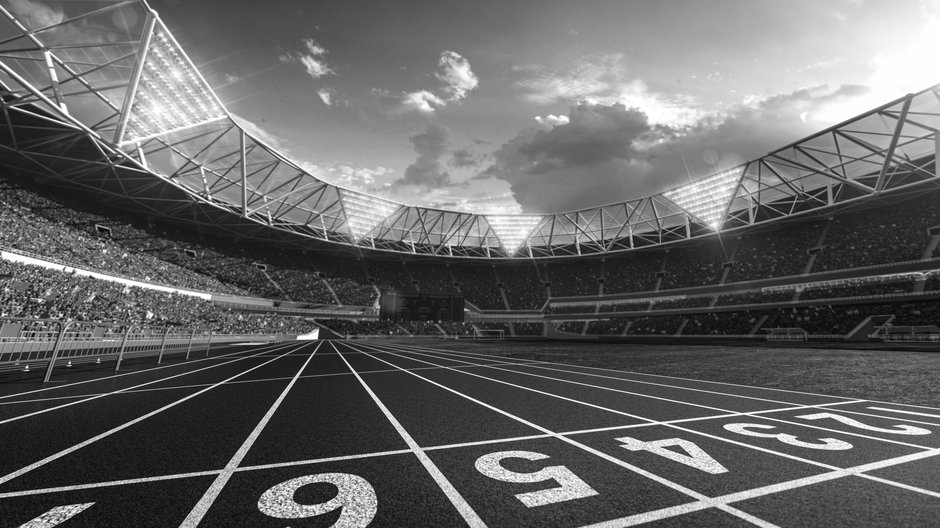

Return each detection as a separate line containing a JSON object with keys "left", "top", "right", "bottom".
{"left": 436, "top": 50, "right": 479, "bottom": 102}
{"left": 279, "top": 38, "right": 335, "bottom": 79}
{"left": 392, "top": 50, "right": 479, "bottom": 115}
{"left": 450, "top": 148, "right": 482, "bottom": 168}
{"left": 514, "top": 53, "right": 702, "bottom": 127}
{"left": 316, "top": 88, "right": 335, "bottom": 106}
{"left": 479, "top": 84, "right": 871, "bottom": 213}
{"left": 535, "top": 114, "right": 569, "bottom": 126}
{"left": 323, "top": 165, "right": 394, "bottom": 191}
{"left": 390, "top": 124, "right": 453, "bottom": 189}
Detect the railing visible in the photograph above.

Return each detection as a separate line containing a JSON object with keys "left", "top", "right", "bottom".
{"left": 0, "top": 317, "right": 292, "bottom": 382}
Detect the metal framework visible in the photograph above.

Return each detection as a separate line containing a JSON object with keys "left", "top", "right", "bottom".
{"left": 0, "top": 0, "right": 937, "bottom": 259}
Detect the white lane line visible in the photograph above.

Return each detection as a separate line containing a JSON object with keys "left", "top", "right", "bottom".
{"left": 355, "top": 342, "right": 940, "bottom": 500}
{"left": 377, "top": 344, "right": 935, "bottom": 451}
{"left": 0, "top": 470, "right": 221, "bottom": 499}
{"left": 344, "top": 342, "right": 776, "bottom": 528}
{"left": 867, "top": 407, "right": 940, "bottom": 420}
{"left": 0, "top": 342, "right": 292, "bottom": 426}
{"left": 380, "top": 341, "right": 859, "bottom": 402}
{"left": 16, "top": 502, "right": 95, "bottom": 528}
{"left": 409, "top": 347, "right": 940, "bottom": 428}
{"left": 0, "top": 342, "right": 302, "bottom": 487}
{"left": 582, "top": 446, "right": 940, "bottom": 528}
{"left": 334, "top": 342, "right": 487, "bottom": 528}
{"left": 0, "top": 344, "right": 276, "bottom": 402}
{"left": 180, "top": 341, "right": 322, "bottom": 528}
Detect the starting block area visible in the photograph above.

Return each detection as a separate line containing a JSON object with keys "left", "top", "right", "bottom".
{"left": 1, "top": 340, "right": 938, "bottom": 527}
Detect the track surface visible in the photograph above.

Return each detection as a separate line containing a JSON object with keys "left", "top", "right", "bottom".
{"left": 1, "top": 340, "right": 939, "bottom": 527}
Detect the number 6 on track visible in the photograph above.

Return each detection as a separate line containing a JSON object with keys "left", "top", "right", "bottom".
{"left": 616, "top": 436, "right": 729, "bottom": 474}
{"left": 475, "top": 450, "right": 598, "bottom": 507}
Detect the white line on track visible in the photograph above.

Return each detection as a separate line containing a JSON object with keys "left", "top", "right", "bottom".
{"left": 0, "top": 344, "right": 273, "bottom": 402}
{"left": 582, "top": 446, "right": 940, "bottom": 527}
{"left": 334, "top": 342, "right": 487, "bottom": 528}
{"left": 0, "top": 341, "right": 292, "bottom": 426}
{"left": 0, "top": 341, "right": 303, "bottom": 488}
{"left": 353, "top": 342, "right": 940, "bottom": 502}
{"left": 369, "top": 343, "right": 934, "bottom": 451}
{"left": 180, "top": 341, "right": 322, "bottom": 527}
{"left": 867, "top": 407, "right": 940, "bottom": 420}
{"left": 405, "top": 344, "right": 940, "bottom": 428}
{"left": 344, "top": 341, "right": 778, "bottom": 528}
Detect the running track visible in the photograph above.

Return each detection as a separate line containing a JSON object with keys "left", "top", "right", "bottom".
{"left": 1, "top": 340, "right": 939, "bottom": 527}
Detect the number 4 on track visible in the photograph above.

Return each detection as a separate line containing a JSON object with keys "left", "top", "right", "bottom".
{"left": 616, "top": 436, "right": 729, "bottom": 474}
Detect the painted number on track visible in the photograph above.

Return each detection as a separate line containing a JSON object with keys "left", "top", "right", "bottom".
{"left": 258, "top": 473, "right": 377, "bottom": 527}
{"left": 724, "top": 423, "right": 853, "bottom": 450}
{"left": 475, "top": 450, "right": 599, "bottom": 508}
{"left": 795, "top": 412, "right": 932, "bottom": 435}
{"left": 617, "top": 436, "right": 729, "bottom": 474}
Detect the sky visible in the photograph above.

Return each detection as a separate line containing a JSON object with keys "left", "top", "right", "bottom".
{"left": 142, "top": 0, "right": 939, "bottom": 214}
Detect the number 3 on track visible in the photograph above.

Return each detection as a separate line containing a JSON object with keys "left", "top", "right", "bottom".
{"left": 258, "top": 472, "right": 377, "bottom": 527}
{"left": 475, "top": 450, "right": 599, "bottom": 507}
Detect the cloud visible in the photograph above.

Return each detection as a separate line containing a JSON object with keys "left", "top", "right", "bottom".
{"left": 436, "top": 50, "right": 479, "bottom": 102}
{"left": 316, "top": 88, "right": 335, "bottom": 106}
{"left": 534, "top": 114, "right": 569, "bottom": 126}
{"left": 400, "top": 90, "right": 446, "bottom": 114}
{"left": 450, "top": 148, "right": 482, "bottom": 168}
{"left": 279, "top": 38, "right": 335, "bottom": 79}
{"left": 390, "top": 124, "right": 453, "bottom": 189}
{"left": 479, "top": 84, "right": 871, "bottom": 213}
{"left": 514, "top": 54, "right": 702, "bottom": 127}
{"left": 391, "top": 50, "right": 479, "bottom": 115}
{"left": 323, "top": 165, "right": 394, "bottom": 191}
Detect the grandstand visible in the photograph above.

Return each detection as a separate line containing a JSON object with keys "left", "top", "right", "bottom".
{"left": 1, "top": 2, "right": 939, "bottom": 527}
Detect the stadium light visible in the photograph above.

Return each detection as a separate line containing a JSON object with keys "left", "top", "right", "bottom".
{"left": 339, "top": 190, "right": 401, "bottom": 240}
{"left": 123, "top": 28, "right": 226, "bottom": 143}
{"left": 663, "top": 167, "right": 742, "bottom": 230}
{"left": 486, "top": 215, "right": 543, "bottom": 254}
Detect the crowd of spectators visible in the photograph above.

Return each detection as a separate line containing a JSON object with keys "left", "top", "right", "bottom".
{"left": 497, "top": 264, "right": 547, "bottom": 310}
{"left": 659, "top": 244, "right": 726, "bottom": 290}
{"left": 0, "top": 259, "right": 312, "bottom": 333}
{"left": 544, "top": 260, "right": 600, "bottom": 297}
{"left": 813, "top": 194, "right": 940, "bottom": 272}
{"left": 450, "top": 265, "right": 504, "bottom": 309}
{"left": 715, "top": 291, "right": 794, "bottom": 306}
{"left": 512, "top": 322, "right": 545, "bottom": 336}
{"left": 407, "top": 263, "right": 457, "bottom": 294}
{"left": 556, "top": 321, "right": 585, "bottom": 334}
{"left": 651, "top": 297, "right": 712, "bottom": 310}
{"left": 726, "top": 223, "right": 822, "bottom": 283}
{"left": 585, "top": 319, "right": 627, "bottom": 335}
{"left": 315, "top": 319, "right": 408, "bottom": 336}
{"left": 798, "top": 279, "right": 915, "bottom": 301}
{"left": 602, "top": 252, "right": 662, "bottom": 294}
{"left": 626, "top": 315, "right": 685, "bottom": 335}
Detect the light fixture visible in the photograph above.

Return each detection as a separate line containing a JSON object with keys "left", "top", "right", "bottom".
{"left": 339, "top": 189, "right": 400, "bottom": 240}
{"left": 486, "top": 215, "right": 543, "bottom": 254}
{"left": 663, "top": 167, "right": 742, "bottom": 230}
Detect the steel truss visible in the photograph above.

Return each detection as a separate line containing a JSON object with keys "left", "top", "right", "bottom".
{"left": 0, "top": 1, "right": 937, "bottom": 259}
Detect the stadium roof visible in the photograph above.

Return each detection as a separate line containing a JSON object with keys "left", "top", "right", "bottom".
{"left": 0, "top": 0, "right": 938, "bottom": 259}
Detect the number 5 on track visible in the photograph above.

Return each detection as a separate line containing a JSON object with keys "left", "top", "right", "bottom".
{"left": 616, "top": 436, "right": 729, "bottom": 474}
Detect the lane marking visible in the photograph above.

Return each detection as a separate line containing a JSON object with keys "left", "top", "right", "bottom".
{"left": 334, "top": 342, "right": 487, "bottom": 528}
{"left": 0, "top": 344, "right": 275, "bottom": 402}
{"left": 344, "top": 342, "right": 776, "bottom": 528}
{"left": 0, "top": 342, "right": 303, "bottom": 487}
{"left": 15, "top": 502, "right": 95, "bottom": 528}
{"left": 0, "top": 342, "right": 292, "bottom": 426}
{"left": 379, "top": 341, "right": 858, "bottom": 402}
{"left": 180, "top": 341, "right": 322, "bottom": 527}
{"left": 353, "top": 342, "right": 940, "bottom": 500}
{"left": 581, "top": 446, "right": 940, "bottom": 527}
{"left": 377, "top": 344, "right": 934, "bottom": 451}
{"left": 867, "top": 407, "right": 940, "bottom": 420}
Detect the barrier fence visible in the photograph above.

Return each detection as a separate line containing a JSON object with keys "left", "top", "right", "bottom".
{"left": 0, "top": 317, "right": 292, "bottom": 382}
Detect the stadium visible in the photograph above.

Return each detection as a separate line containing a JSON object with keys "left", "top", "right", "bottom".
{"left": 0, "top": 1, "right": 939, "bottom": 526}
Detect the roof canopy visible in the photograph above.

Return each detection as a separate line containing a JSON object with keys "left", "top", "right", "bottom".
{"left": 0, "top": 1, "right": 937, "bottom": 258}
